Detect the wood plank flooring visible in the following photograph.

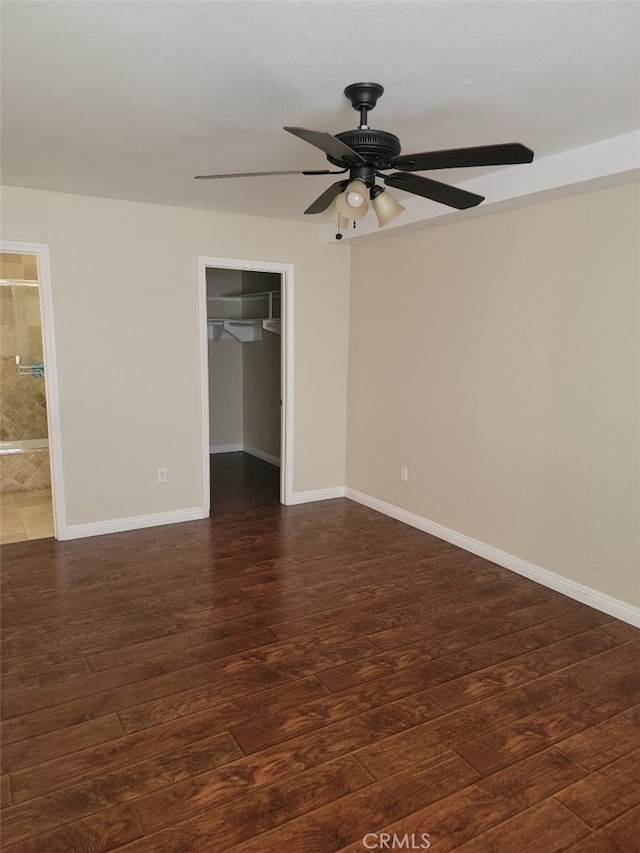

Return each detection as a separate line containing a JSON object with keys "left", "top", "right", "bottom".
{"left": 1, "top": 452, "right": 638, "bottom": 852}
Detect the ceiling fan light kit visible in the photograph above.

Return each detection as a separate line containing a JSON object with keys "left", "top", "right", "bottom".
{"left": 321, "top": 199, "right": 350, "bottom": 229}
{"left": 196, "top": 82, "right": 534, "bottom": 237}
{"left": 370, "top": 185, "right": 406, "bottom": 227}
{"left": 336, "top": 179, "right": 369, "bottom": 220}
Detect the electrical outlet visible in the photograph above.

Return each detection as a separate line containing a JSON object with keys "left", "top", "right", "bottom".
{"left": 157, "top": 468, "right": 167, "bottom": 484}
{"left": 401, "top": 466, "right": 408, "bottom": 481}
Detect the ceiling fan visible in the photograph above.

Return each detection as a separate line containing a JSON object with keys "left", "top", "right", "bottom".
{"left": 195, "top": 83, "right": 534, "bottom": 235}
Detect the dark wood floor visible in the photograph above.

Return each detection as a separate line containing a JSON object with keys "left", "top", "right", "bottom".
{"left": 1, "top": 453, "right": 638, "bottom": 852}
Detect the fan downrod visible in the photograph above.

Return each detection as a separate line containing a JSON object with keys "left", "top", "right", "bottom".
{"left": 344, "top": 82, "right": 384, "bottom": 128}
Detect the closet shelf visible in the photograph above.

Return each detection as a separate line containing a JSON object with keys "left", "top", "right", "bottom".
{"left": 208, "top": 319, "right": 259, "bottom": 342}
{"left": 207, "top": 290, "right": 280, "bottom": 319}
{"left": 207, "top": 318, "right": 281, "bottom": 341}
{"left": 207, "top": 288, "right": 281, "bottom": 341}
{"left": 262, "top": 319, "right": 281, "bottom": 335}
{"left": 207, "top": 290, "right": 278, "bottom": 301}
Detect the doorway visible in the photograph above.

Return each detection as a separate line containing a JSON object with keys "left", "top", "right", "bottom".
{"left": 198, "top": 257, "right": 294, "bottom": 513}
{"left": 0, "top": 242, "right": 64, "bottom": 541}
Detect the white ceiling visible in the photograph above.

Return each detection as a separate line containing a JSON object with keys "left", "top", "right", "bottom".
{"left": 2, "top": 1, "right": 639, "bottom": 228}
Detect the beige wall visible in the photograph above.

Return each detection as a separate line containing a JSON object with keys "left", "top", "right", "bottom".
{"left": 207, "top": 340, "right": 243, "bottom": 447}
{"left": 243, "top": 326, "right": 281, "bottom": 459}
{"left": 347, "top": 183, "right": 640, "bottom": 608}
{"left": 207, "top": 267, "right": 243, "bottom": 447}
{"left": 1, "top": 186, "right": 351, "bottom": 525}
{"left": 241, "top": 270, "right": 281, "bottom": 459}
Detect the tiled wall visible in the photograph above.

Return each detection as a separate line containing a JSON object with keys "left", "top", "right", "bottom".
{"left": 0, "top": 450, "right": 51, "bottom": 493}
{"left": 0, "top": 253, "right": 43, "bottom": 363}
{"left": 0, "top": 252, "right": 38, "bottom": 282}
{"left": 0, "top": 251, "right": 48, "bottom": 443}
{"left": 0, "top": 286, "right": 44, "bottom": 364}
{"left": 0, "top": 356, "right": 48, "bottom": 442}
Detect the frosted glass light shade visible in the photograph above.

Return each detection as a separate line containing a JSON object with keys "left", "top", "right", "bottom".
{"left": 336, "top": 180, "right": 369, "bottom": 220}
{"left": 371, "top": 188, "right": 405, "bottom": 226}
{"left": 322, "top": 199, "right": 350, "bottom": 228}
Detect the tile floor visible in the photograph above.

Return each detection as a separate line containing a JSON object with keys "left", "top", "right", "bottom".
{"left": 0, "top": 490, "right": 54, "bottom": 543}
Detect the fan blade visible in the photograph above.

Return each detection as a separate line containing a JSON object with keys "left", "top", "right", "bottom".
{"left": 284, "top": 127, "right": 364, "bottom": 165}
{"left": 384, "top": 172, "right": 484, "bottom": 209}
{"left": 195, "top": 169, "right": 336, "bottom": 179}
{"left": 304, "top": 180, "right": 348, "bottom": 215}
{"left": 391, "top": 143, "right": 534, "bottom": 171}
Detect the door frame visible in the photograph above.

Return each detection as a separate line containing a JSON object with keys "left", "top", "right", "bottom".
{"left": 1, "top": 240, "right": 67, "bottom": 538}
{"left": 198, "top": 256, "right": 294, "bottom": 508}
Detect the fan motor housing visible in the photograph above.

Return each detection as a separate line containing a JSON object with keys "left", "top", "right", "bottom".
{"left": 328, "top": 129, "right": 401, "bottom": 169}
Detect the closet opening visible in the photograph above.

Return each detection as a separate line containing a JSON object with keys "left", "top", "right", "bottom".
{"left": 199, "top": 258, "right": 294, "bottom": 514}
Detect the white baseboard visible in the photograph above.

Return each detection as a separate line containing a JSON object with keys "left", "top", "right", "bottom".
{"left": 345, "top": 488, "right": 640, "bottom": 629}
{"left": 209, "top": 443, "right": 280, "bottom": 467}
{"left": 243, "top": 444, "right": 280, "bottom": 468}
{"left": 61, "top": 507, "right": 208, "bottom": 541}
{"left": 290, "top": 486, "right": 346, "bottom": 505}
